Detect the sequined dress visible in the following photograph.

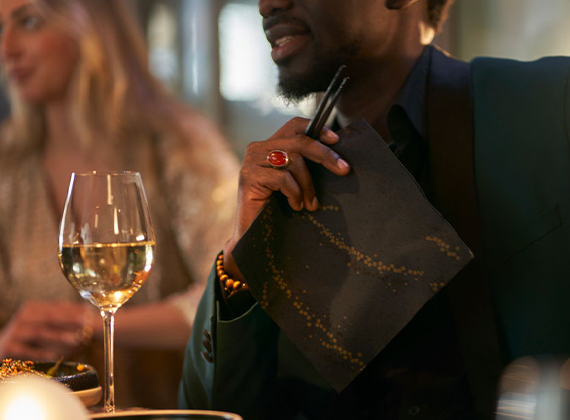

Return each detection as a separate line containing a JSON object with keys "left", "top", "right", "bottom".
{"left": 0, "top": 112, "right": 239, "bottom": 408}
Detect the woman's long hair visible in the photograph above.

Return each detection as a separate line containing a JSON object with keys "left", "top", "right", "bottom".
{"left": 5, "top": 0, "right": 183, "bottom": 154}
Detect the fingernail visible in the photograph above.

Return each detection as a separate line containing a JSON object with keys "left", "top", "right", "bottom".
{"left": 311, "top": 196, "right": 319, "bottom": 210}
{"left": 337, "top": 158, "right": 350, "bottom": 170}
{"left": 325, "top": 128, "right": 339, "bottom": 140}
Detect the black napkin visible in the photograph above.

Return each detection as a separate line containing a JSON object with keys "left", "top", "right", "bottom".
{"left": 232, "top": 119, "right": 473, "bottom": 392}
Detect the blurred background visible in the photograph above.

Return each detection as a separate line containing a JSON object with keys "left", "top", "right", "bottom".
{"left": 3, "top": 0, "right": 570, "bottom": 157}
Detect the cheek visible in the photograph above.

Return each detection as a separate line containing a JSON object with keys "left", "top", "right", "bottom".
{"left": 314, "top": 8, "right": 369, "bottom": 48}
{"left": 317, "top": 2, "right": 393, "bottom": 52}
{"left": 36, "top": 33, "right": 79, "bottom": 81}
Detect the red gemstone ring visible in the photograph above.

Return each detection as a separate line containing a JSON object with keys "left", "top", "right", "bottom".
{"left": 266, "top": 150, "right": 290, "bottom": 169}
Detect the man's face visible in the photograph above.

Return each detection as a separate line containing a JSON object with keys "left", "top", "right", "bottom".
{"left": 260, "top": 0, "right": 400, "bottom": 100}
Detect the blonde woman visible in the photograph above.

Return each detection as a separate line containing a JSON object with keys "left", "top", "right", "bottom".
{"left": 0, "top": 0, "right": 238, "bottom": 408}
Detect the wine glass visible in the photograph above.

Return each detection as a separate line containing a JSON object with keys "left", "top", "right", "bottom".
{"left": 58, "top": 172, "right": 155, "bottom": 413}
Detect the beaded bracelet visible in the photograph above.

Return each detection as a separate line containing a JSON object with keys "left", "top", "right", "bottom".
{"left": 217, "top": 253, "right": 249, "bottom": 299}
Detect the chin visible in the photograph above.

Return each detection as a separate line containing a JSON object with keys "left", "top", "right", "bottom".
{"left": 16, "top": 90, "right": 52, "bottom": 106}
{"left": 277, "top": 60, "right": 343, "bottom": 102}
{"left": 275, "top": 44, "right": 356, "bottom": 102}
{"left": 12, "top": 78, "right": 63, "bottom": 106}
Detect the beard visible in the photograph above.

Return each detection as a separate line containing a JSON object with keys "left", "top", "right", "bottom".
{"left": 276, "top": 42, "right": 359, "bottom": 102}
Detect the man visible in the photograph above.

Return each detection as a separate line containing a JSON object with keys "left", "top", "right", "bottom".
{"left": 179, "top": 0, "right": 570, "bottom": 418}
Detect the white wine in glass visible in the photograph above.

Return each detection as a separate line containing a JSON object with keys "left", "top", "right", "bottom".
{"left": 58, "top": 172, "right": 155, "bottom": 413}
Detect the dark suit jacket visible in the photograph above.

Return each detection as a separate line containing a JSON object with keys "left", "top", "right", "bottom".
{"left": 179, "top": 51, "right": 570, "bottom": 419}
{"left": 473, "top": 56, "right": 570, "bottom": 359}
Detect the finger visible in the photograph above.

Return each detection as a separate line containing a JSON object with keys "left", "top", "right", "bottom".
{"left": 271, "top": 116, "right": 340, "bottom": 146}
{"left": 285, "top": 156, "right": 319, "bottom": 211}
{"left": 7, "top": 322, "right": 83, "bottom": 354}
{"left": 318, "top": 126, "right": 340, "bottom": 145}
{"left": 4, "top": 341, "right": 59, "bottom": 361}
{"left": 304, "top": 140, "right": 350, "bottom": 176}
{"left": 43, "top": 310, "right": 87, "bottom": 330}
{"left": 18, "top": 301, "right": 87, "bottom": 329}
{"left": 15, "top": 323, "right": 81, "bottom": 351}
{"left": 271, "top": 117, "right": 311, "bottom": 139}
{"left": 241, "top": 166, "right": 304, "bottom": 211}
{"left": 284, "top": 135, "right": 350, "bottom": 176}
{"left": 244, "top": 136, "right": 347, "bottom": 212}
{"left": 252, "top": 134, "right": 350, "bottom": 177}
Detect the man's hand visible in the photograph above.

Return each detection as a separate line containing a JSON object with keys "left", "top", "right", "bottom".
{"left": 0, "top": 301, "right": 95, "bottom": 361}
{"left": 224, "top": 117, "right": 350, "bottom": 279}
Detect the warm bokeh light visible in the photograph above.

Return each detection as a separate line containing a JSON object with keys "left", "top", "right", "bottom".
{"left": 0, "top": 376, "right": 89, "bottom": 420}
{"left": 218, "top": 3, "right": 274, "bottom": 102}
{"left": 5, "top": 394, "right": 45, "bottom": 420}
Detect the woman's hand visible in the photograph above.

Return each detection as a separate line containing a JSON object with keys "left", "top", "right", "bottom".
{"left": 224, "top": 117, "right": 350, "bottom": 278}
{"left": 0, "top": 301, "right": 95, "bottom": 361}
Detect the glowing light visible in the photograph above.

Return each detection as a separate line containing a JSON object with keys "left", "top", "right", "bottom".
{"left": 0, "top": 376, "right": 89, "bottom": 420}
{"left": 5, "top": 394, "right": 46, "bottom": 420}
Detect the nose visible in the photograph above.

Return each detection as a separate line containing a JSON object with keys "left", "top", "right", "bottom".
{"left": 259, "top": 0, "right": 293, "bottom": 18}
{"left": 1, "top": 25, "right": 22, "bottom": 62}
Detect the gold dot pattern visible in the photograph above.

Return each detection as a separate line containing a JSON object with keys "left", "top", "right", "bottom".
{"left": 257, "top": 206, "right": 366, "bottom": 371}
{"left": 254, "top": 202, "right": 466, "bottom": 373}
{"left": 303, "top": 209, "right": 426, "bottom": 293}
{"left": 429, "top": 282, "right": 447, "bottom": 293}
{"left": 425, "top": 236, "right": 462, "bottom": 261}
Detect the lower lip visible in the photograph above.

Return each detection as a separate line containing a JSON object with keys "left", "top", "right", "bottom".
{"left": 271, "top": 35, "right": 310, "bottom": 63}
{"left": 11, "top": 71, "right": 32, "bottom": 84}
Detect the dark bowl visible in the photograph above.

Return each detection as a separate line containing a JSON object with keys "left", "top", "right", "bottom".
{"left": 34, "top": 361, "right": 99, "bottom": 392}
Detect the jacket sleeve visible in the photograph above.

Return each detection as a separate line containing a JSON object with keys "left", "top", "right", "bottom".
{"left": 179, "top": 257, "right": 280, "bottom": 420}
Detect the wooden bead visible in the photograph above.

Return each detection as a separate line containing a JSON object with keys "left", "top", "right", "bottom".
{"left": 217, "top": 252, "right": 248, "bottom": 299}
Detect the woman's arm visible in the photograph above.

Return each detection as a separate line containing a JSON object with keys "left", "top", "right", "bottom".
{"left": 0, "top": 301, "right": 91, "bottom": 360}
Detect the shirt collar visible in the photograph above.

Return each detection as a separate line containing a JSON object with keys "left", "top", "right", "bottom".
{"left": 387, "top": 45, "right": 432, "bottom": 145}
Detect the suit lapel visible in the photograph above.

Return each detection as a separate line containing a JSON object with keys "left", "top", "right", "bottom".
{"left": 427, "top": 47, "right": 479, "bottom": 250}
{"left": 427, "top": 46, "right": 504, "bottom": 418}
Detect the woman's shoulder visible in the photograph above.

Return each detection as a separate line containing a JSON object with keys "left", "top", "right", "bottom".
{"left": 160, "top": 103, "right": 238, "bottom": 163}
{"left": 155, "top": 102, "right": 239, "bottom": 181}
{"left": 0, "top": 120, "right": 32, "bottom": 167}
{"left": 168, "top": 103, "right": 227, "bottom": 145}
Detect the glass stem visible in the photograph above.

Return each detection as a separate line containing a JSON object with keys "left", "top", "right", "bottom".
{"left": 102, "top": 309, "right": 116, "bottom": 413}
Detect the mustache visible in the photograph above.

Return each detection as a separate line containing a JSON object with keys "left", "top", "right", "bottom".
{"left": 262, "top": 15, "right": 307, "bottom": 31}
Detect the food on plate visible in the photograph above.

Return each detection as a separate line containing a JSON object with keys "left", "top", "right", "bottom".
{"left": 0, "top": 358, "right": 49, "bottom": 379}
{"left": 0, "top": 358, "right": 89, "bottom": 380}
